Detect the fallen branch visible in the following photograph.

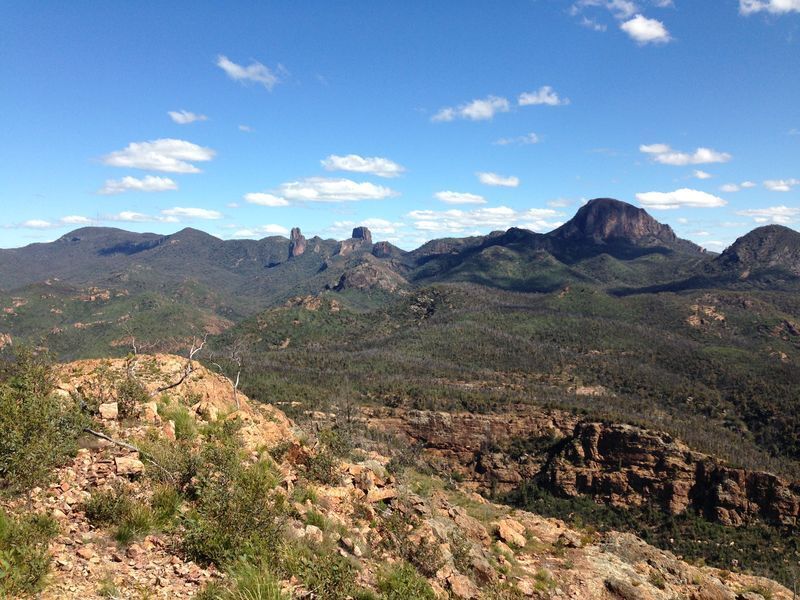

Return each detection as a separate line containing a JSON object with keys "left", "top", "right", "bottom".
{"left": 83, "top": 427, "right": 175, "bottom": 484}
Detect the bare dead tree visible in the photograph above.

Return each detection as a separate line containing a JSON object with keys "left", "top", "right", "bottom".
{"left": 83, "top": 427, "right": 175, "bottom": 484}
{"left": 151, "top": 333, "right": 208, "bottom": 397}
{"left": 211, "top": 337, "right": 245, "bottom": 410}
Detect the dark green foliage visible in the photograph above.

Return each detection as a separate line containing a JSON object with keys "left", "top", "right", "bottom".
{"left": 376, "top": 563, "right": 436, "bottom": 600}
{"left": 195, "top": 559, "right": 287, "bottom": 600}
{"left": 84, "top": 484, "right": 163, "bottom": 546}
{"left": 181, "top": 423, "right": 285, "bottom": 565}
{"left": 116, "top": 375, "right": 149, "bottom": 418}
{"left": 0, "top": 509, "right": 59, "bottom": 597}
{"left": 0, "top": 348, "right": 88, "bottom": 494}
{"left": 277, "top": 542, "right": 358, "bottom": 600}
{"left": 378, "top": 506, "right": 445, "bottom": 578}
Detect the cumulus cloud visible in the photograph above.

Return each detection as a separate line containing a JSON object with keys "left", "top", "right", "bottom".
{"left": 720, "top": 181, "right": 757, "bottom": 193}
{"left": 161, "top": 207, "right": 223, "bottom": 220}
{"left": 19, "top": 215, "right": 92, "bottom": 229}
{"left": 408, "top": 206, "right": 563, "bottom": 234}
{"left": 764, "top": 178, "right": 800, "bottom": 192}
{"left": 477, "top": 172, "right": 520, "bottom": 187}
{"left": 693, "top": 170, "right": 713, "bottom": 180}
{"left": 640, "top": 143, "right": 732, "bottom": 166}
{"left": 493, "top": 132, "right": 540, "bottom": 146}
{"left": 102, "top": 139, "right": 215, "bottom": 173}
{"left": 571, "top": 0, "right": 639, "bottom": 20}
{"left": 244, "top": 193, "right": 290, "bottom": 207}
{"left": 518, "top": 86, "right": 570, "bottom": 106}
{"left": 168, "top": 110, "right": 208, "bottom": 124}
{"left": 635, "top": 188, "right": 728, "bottom": 209}
{"left": 620, "top": 14, "right": 671, "bottom": 44}
{"left": 736, "top": 205, "right": 800, "bottom": 224}
{"left": 106, "top": 211, "right": 168, "bottom": 223}
{"left": 434, "top": 191, "right": 487, "bottom": 205}
{"left": 98, "top": 175, "right": 178, "bottom": 195}
{"left": 238, "top": 124, "right": 254, "bottom": 133}
{"left": 740, "top": 0, "right": 800, "bottom": 14}
{"left": 432, "top": 96, "right": 511, "bottom": 122}
{"left": 277, "top": 177, "right": 397, "bottom": 202}
{"left": 216, "top": 55, "right": 285, "bottom": 90}
{"left": 321, "top": 154, "right": 405, "bottom": 178}
{"left": 230, "top": 224, "right": 290, "bottom": 238}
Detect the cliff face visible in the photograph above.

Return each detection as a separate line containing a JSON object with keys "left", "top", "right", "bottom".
{"left": 365, "top": 407, "right": 800, "bottom": 527}
{"left": 289, "top": 227, "right": 307, "bottom": 257}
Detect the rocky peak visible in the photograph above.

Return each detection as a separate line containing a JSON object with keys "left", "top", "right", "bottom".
{"left": 351, "top": 226, "right": 372, "bottom": 244}
{"left": 716, "top": 224, "right": 800, "bottom": 276}
{"left": 289, "top": 227, "right": 307, "bottom": 257}
{"left": 551, "top": 198, "right": 680, "bottom": 246}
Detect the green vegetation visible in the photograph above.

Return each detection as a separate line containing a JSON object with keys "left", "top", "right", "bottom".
{"left": 504, "top": 481, "right": 800, "bottom": 588}
{"left": 0, "top": 348, "right": 88, "bottom": 494}
{"left": 0, "top": 509, "right": 59, "bottom": 597}
{"left": 376, "top": 563, "right": 436, "bottom": 600}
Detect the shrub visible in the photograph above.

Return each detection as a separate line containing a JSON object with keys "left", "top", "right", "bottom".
{"left": 376, "top": 563, "right": 436, "bottom": 600}
{"left": 196, "top": 559, "right": 286, "bottom": 600}
{"left": 181, "top": 425, "right": 285, "bottom": 566}
{"left": 0, "top": 509, "right": 59, "bottom": 597}
{"left": 277, "top": 541, "right": 358, "bottom": 600}
{"left": 84, "top": 485, "right": 156, "bottom": 546}
{"left": 116, "top": 376, "right": 149, "bottom": 419}
{"left": 0, "top": 349, "right": 88, "bottom": 494}
{"left": 378, "top": 507, "right": 444, "bottom": 578}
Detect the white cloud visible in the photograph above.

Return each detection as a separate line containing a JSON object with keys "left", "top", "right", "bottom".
{"left": 547, "top": 198, "right": 574, "bottom": 208}
{"left": 238, "top": 124, "right": 254, "bottom": 133}
{"left": 493, "top": 132, "right": 540, "bottom": 146}
{"left": 571, "top": 0, "right": 639, "bottom": 20}
{"left": 635, "top": 188, "right": 728, "bottom": 209}
{"left": 321, "top": 154, "right": 406, "bottom": 178}
{"left": 620, "top": 14, "right": 671, "bottom": 44}
{"left": 168, "top": 110, "right": 208, "bottom": 125}
{"left": 693, "top": 170, "right": 713, "bottom": 180}
{"left": 720, "top": 181, "right": 757, "bottom": 193}
{"left": 161, "top": 207, "right": 222, "bottom": 220}
{"left": 434, "top": 191, "right": 487, "bottom": 205}
{"left": 764, "top": 178, "right": 800, "bottom": 192}
{"left": 102, "top": 139, "right": 215, "bottom": 173}
{"left": 640, "top": 143, "right": 732, "bottom": 166}
{"left": 736, "top": 205, "right": 800, "bottom": 224}
{"left": 61, "top": 215, "right": 92, "bottom": 225}
{"left": 740, "top": 0, "right": 800, "bottom": 14}
{"left": 277, "top": 177, "right": 397, "bottom": 202}
{"left": 231, "top": 224, "right": 289, "bottom": 238}
{"left": 21, "top": 219, "right": 53, "bottom": 229}
{"left": 216, "top": 55, "right": 284, "bottom": 90}
{"left": 98, "top": 175, "right": 178, "bottom": 195}
{"left": 518, "top": 86, "right": 570, "bottom": 106}
{"left": 580, "top": 16, "right": 608, "bottom": 31}
{"left": 244, "top": 193, "right": 290, "bottom": 207}
{"left": 477, "top": 172, "right": 520, "bottom": 187}
{"left": 432, "top": 96, "right": 511, "bottom": 122}
{"left": 106, "top": 211, "right": 159, "bottom": 223}
{"left": 408, "top": 206, "right": 563, "bottom": 234}
{"left": 18, "top": 215, "right": 93, "bottom": 229}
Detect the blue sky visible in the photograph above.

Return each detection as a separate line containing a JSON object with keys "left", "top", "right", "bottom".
{"left": 1, "top": 1, "right": 798, "bottom": 250}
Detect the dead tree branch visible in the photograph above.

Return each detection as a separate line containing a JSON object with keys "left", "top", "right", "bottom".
{"left": 83, "top": 427, "right": 175, "bottom": 483}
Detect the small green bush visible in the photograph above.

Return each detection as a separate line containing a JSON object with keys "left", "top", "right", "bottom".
{"left": 116, "top": 376, "right": 149, "bottom": 419}
{"left": 181, "top": 425, "right": 285, "bottom": 566}
{"left": 277, "top": 541, "right": 358, "bottom": 600}
{"left": 376, "top": 563, "right": 436, "bottom": 600}
{"left": 0, "top": 349, "right": 88, "bottom": 494}
{"left": 84, "top": 485, "right": 156, "bottom": 546}
{"left": 0, "top": 509, "right": 59, "bottom": 597}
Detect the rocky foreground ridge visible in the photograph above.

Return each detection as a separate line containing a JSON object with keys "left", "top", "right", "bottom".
{"left": 364, "top": 407, "right": 800, "bottom": 528}
{"left": 1, "top": 355, "right": 793, "bottom": 599}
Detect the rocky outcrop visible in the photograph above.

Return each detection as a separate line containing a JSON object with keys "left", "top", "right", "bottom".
{"left": 334, "top": 257, "right": 408, "bottom": 292}
{"left": 551, "top": 198, "right": 702, "bottom": 252}
{"left": 541, "top": 422, "right": 800, "bottom": 526}
{"left": 715, "top": 224, "right": 800, "bottom": 277}
{"left": 351, "top": 226, "right": 372, "bottom": 244}
{"left": 289, "top": 227, "right": 307, "bottom": 257}
{"left": 365, "top": 407, "right": 800, "bottom": 527}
